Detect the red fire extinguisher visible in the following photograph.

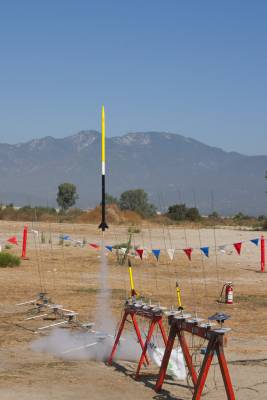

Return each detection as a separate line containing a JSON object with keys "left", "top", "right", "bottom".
{"left": 219, "top": 282, "right": 233, "bottom": 304}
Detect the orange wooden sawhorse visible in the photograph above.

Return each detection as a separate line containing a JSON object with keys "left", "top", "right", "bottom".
{"left": 108, "top": 303, "right": 168, "bottom": 379}
{"left": 155, "top": 315, "right": 235, "bottom": 400}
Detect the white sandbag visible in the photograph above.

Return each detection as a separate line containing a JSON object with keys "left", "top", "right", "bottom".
{"left": 148, "top": 341, "right": 186, "bottom": 380}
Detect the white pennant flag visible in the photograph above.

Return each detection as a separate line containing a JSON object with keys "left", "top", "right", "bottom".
{"left": 120, "top": 247, "right": 127, "bottom": 255}
{"left": 31, "top": 229, "right": 39, "bottom": 236}
{"left": 167, "top": 248, "right": 175, "bottom": 261}
{"left": 218, "top": 245, "right": 226, "bottom": 254}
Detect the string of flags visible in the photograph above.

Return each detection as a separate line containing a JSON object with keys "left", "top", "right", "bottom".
{"left": 2, "top": 229, "right": 262, "bottom": 263}
{"left": 83, "top": 237, "right": 262, "bottom": 262}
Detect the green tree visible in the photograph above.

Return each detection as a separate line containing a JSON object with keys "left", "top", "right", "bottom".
{"left": 233, "top": 212, "right": 251, "bottom": 220}
{"left": 101, "top": 193, "right": 119, "bottom": 206}
{"left": 119, "top": 189, "right": 156, "bottom": 217}
{"left": 185, "top": 207, "right": 201, "bottom": 221}
{"left": 167, "top": 204, "right": 187, "bottom": 221}
{"left": 208, "top": 211, "right": 220, "bottom": 219}
{"left": 167, "top": 203, "right": 201, "bottom": 221}
{"left": 57, "top": 183, "right": 79, "bottom": 212}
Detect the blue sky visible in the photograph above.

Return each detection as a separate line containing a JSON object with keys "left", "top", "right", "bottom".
{"left": 0, "top": 1, "right": 266, "bottom": 155}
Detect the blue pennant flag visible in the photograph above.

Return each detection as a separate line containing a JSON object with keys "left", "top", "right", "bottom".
{"left": 105, "top": 245, "right": 113, "bottom": 252}
{"left": 152, "top": 249, "right": 161, "bottom": 261}
{"left": 200, "top": 246, "right": 209, "bottom": 257}
{"left": 250, "top": 238, "right": 259, "bottom": 246}
{"left": 60, "top": 235, "right": 70, "bottom": 240}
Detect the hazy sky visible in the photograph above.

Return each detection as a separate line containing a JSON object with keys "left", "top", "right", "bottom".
{"left": 0, "top": 1, "right": 266, "bottom": 155}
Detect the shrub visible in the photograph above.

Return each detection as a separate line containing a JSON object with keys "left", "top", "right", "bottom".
{"left": 233, "top": 212, "right": 251, "bottom": 220}
{"left": 208, "top": 211, "right": 220, "bottom": 219}
{"left": 167, "top": 203, "right": 201, "bottom": 222}
{"left": 0, "top": 252, "right": 20, "bottom": 268}
{"left": 41, "top": 232, "right": 46, "bottom": 243}
{"left": 128, "top": 225, "right": 141, "bottom": 234}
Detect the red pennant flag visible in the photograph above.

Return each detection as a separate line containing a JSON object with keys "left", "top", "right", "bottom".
{"left": 233, "top": 242, "right": 242, "bottom": 255}
{"left": 89, "top": 243, "right": 99, "bottom": 249}
{"left": 136, "top": 248, "right": 144, "bottom": 260}
{"left": 7, "top": 236, "right": 18, "bottom": 245}
{"left": 183, "top": 248, "right": 193, "bottom": 260}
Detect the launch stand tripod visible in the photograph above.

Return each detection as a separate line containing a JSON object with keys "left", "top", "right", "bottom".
{"left": 108, "top": 299, "right": 168, "bottom": 379}
{"left": 155, "top": 313, "right": 235, "bottom": 400}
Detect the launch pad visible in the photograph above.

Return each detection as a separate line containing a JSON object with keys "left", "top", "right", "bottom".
{"left": 108, "top": 298, "right": 168, "bottom": 379}
{"left": 155, "top": 312, "right": 235, "bottom": 400}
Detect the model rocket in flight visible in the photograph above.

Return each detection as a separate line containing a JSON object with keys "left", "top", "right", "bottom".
{"left": 98, "top": 105, "right": 109, "bottom": 231}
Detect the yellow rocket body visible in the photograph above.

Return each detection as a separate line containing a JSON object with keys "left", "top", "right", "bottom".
{"left": 128, "top": 262, "right": 138, "bottom": 297}
{"left": 176, "top": 282, "right": 183, "bottom": 310}
{"left": 99, "top": 105, "right": 108, "bottom": 231}
{"left": 129, "top": 266, "right": 135, "bottom": 292}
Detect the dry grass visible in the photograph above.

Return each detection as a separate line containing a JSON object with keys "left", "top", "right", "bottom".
{"left": 235, "top": 294, "right": 267, "bottom": 307}
{"left": 0, "top": 221, "right": 266, "bottom": 399}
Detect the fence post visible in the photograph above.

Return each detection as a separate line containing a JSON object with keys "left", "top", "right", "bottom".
{"left": 260, "top": 235, "right": 265, "bottom": 273}
{"left": 21, "top": 225, "right": 28, "bottom": 259}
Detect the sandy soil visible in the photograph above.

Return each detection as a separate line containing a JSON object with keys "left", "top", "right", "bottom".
{"left": 0, "top": 220, "right": 266, "bottom": 399}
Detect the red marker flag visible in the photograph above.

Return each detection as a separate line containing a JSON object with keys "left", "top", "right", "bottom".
{"left": 183, "top": 248, "right": 193, "bottom": 261}
{"left": 7, "top": 236, "right": 18, "bottom": 245}
{"left": 233, "top": 242, "right": 242, "bottom": 255}
{"left": 136, "top": 248, "right": 144, "bottom": 260}
{"left": 89, "top": 243, "right": 100, "bottom": 249}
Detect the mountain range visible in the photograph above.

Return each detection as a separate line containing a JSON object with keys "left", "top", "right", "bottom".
{"left": 0, "top": 131, "right": 266, "bottom": 215}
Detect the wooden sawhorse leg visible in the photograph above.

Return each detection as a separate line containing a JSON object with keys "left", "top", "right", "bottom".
{"left": 108, "top": 311, "right": 149, "bottom": 366}
{"left": 135, "top": 316, "right": 168, "bottom": 379}
{"left": 155, "top": 324, "right": 198, "bottom": 391}
{"left": 192, "top": 334, "right": 235, "bottom": 399}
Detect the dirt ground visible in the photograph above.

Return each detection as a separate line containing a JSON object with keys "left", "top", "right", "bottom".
{"left": 0, "top": 220, "right": 266, "bottom": 399}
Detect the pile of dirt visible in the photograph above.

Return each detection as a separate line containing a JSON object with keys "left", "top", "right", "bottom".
{"left": 77, "top": 204, "right": 142, "bottom": 224}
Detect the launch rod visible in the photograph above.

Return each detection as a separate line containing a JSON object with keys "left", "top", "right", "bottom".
{"left": 99, "top": 105, "right": 108, "bottom": 231}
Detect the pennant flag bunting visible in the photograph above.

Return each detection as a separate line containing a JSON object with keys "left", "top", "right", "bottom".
{"left": 183, "top": 248, "right": 193, "bottom": 260}
{"left": 89, "top": 243, "right": 99, "bottom": 249}
{"left": 7, "top": 236, "right": 18, "bottom": 245}
{"left": 136, "top": 248, "right": 144, "bottom": 260}
{"left": 200, "top": 246, "right": 209, "bottom": 257}
{"left": 167, "top": 248, "right": 175, "bottom": 261}
{"left": 250, "top": 238, "right": 259, "bottom": 246}
{"left": 218, "top": 245, "right": 226, "bottom": 254}
{"left": 61, "top": 235, "right": 70, "bottom": 241}
{"left": 233, "top": 242, "right": 242, "bottom": 255}
{"left": 30, "top": 230, "right": 261, "bottom": 261}
{"left": 152, "top": 249, "right": 160, "bottom": 261}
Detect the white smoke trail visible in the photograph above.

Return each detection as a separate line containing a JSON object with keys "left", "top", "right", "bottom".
{"left": 31, "top": 236, "right": 142, "bottom": 362}
{"left": 31, "top": 328, "right": 141, "bottom": 362}
{"left": 94, "top": 238, "right": 115, "bottom": 334}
